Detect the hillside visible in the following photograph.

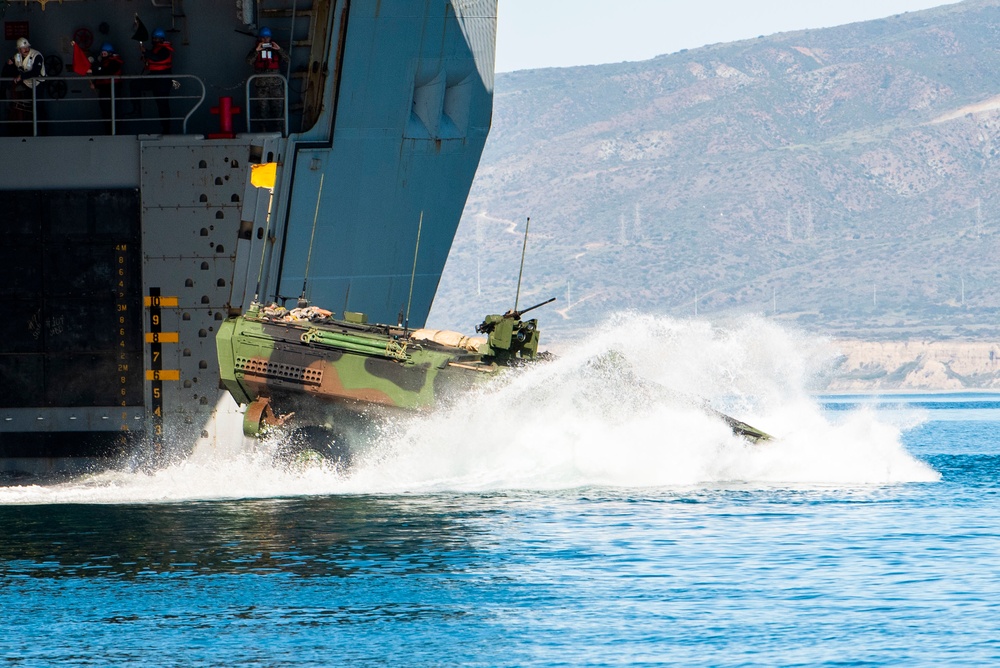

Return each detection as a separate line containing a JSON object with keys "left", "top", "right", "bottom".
{"left": 430, "top": 0, "right": 1000, "bottom": 351}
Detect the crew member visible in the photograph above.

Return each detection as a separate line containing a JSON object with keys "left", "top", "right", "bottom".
{"left": 7, "top": 37, "right": 46, "bottom": 134}
{"left": 246, "top": 27, "right": 289, "bottom": 133}
{"left": 140, "top": 28, "right": 174, "bottom": 134}
{"left": 89, "top": 42, "right": 124, "bottom": 133}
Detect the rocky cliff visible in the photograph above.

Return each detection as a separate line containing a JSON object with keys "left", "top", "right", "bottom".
{"left": 827, "top": 339, "right": 1000, "bottom": 390}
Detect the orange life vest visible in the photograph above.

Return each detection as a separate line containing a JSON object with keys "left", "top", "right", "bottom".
{"left": 145, "top": 42, "right": 174, "bottom": 72}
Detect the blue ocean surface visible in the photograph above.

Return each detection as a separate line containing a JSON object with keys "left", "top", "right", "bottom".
{"left": 1, "top": 390, "right": 998, "bottom": 666}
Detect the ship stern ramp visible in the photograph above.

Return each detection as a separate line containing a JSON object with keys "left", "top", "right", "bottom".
{"left": 0, "top": 0, "right": 497, "bottom": 474}
{"left": 0, "top": 135, "right": 275, "bottom": 475}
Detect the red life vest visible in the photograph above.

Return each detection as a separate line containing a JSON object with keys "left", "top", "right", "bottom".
{"left": 254, "top": 43, "right": 281, "bottom": 72}
{"left": 145, "top": 42, "right": 174, "bottom": 72}
{"left": 94, "top": 54, "right": 124, "bottom": 86}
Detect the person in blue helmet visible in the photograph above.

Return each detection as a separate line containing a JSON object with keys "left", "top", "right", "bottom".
{"left": 89, "top": 42, "right": 124, "bottom": 133}
{"left": 246, "top": 26, "right": 289, "bottom": 133}
{"left": 136, "top": 27, "right": 174, "bottom": 133}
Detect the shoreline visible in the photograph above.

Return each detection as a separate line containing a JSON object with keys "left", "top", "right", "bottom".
{"left": 815, "top": 388, "right": 1000, "bottom": 396}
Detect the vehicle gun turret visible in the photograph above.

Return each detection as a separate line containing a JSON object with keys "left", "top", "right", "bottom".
{"left": 475, "top": 297, "right": 555, "bottom": 363}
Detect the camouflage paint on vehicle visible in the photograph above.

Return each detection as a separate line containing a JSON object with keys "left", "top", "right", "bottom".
{"left": 217, "top": 302, "right": 544, "bottom": 436}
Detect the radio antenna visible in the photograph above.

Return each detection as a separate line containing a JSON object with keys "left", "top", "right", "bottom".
{"left": 514, "top": 216, "right": 530, "bottom": 313}
{"left": 299, "top": 173, "right": 324, "bottom": 307}
{"left": 404, "top": 210, "right": 423, "bottom": 334}
{"left": 252, "top": 187, "right": 275, "bottom": 305}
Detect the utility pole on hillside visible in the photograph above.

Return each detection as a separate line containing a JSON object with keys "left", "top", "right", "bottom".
{"left": 475, "top": 215, "right": 483, "bottom": 296}
{"left": 633, "top": 203, "right": 644, "bottom": 241}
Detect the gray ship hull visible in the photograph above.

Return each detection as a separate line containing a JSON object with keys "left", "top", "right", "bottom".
{"left": 0, "top": 0, "right": 497, "bottom": 474}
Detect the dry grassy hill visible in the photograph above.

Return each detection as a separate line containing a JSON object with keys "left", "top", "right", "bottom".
{"left": 431, "top": 0, "right": 1000, "bottom": 356}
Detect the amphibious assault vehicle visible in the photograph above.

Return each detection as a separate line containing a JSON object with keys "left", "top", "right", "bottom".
{"left": 217, "top": 298, "right": 551, "bottom": 438}
{"left": 216, "top": 298, "right": 771, "bottom": 448}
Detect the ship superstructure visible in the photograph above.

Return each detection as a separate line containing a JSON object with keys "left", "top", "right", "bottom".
{"left": 0, "top": 0, "right": 497, "bottom": 474}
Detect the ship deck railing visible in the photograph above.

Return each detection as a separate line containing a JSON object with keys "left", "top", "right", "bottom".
{"left": 245, "top": 74, "right": 290, "bottom": 136}
{"left": 0, "top": 74, "right": 205, "bottom": 137}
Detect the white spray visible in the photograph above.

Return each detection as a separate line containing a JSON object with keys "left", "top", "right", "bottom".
{"left": 0, "top": 314, "right": 939, "bottom": 504}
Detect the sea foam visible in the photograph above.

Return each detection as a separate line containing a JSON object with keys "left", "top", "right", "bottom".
{"left": 0, "top": 314, "right": 939, "bottom": 504}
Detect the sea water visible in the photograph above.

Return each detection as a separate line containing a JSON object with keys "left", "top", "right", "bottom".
{"left": 1, "top": 316, "right": 998, "bottom": 666}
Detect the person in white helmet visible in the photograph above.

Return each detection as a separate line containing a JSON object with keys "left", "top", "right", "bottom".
{"left": 6, "top": 37, "right": 46, "bottom": 134}
{"left": 9, "top": 37, "right": 46, "bottom": 90}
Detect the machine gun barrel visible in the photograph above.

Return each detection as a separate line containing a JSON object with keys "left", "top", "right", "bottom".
{"left": 509, "top": 297, "right": 555, "bottom": 320}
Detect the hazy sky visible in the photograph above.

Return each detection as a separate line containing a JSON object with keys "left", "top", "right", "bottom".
{"left": 495, "top": 0, "right": 963, "bottom": 72}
